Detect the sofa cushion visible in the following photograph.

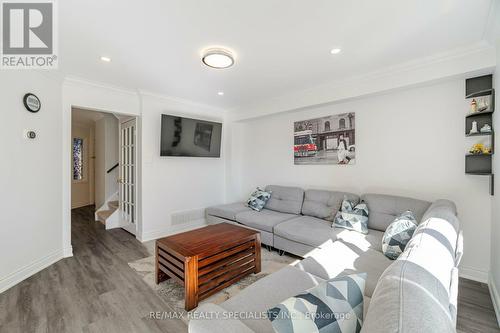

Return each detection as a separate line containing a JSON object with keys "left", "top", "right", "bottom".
{"left": 221, "top": 266, "right": 325, "bottom": 333}
{"left": 362, "top": 213, "right": 460, "bottom": 333}
{"left": 334, "top": 199, "right": 369, "bottom": 234}
{"left": 268, "top": 273, "right": 366, "bottom": 333}
{"left": 301, "top": 189, "right": 359, "bottom": 221}
{"left": 361, "top": 194, "right": 430, "bottom": 232}
{"left": 274, "top": 216, "right": 339, "bottom": 248}
{"left": 421, "top": 199, "right": 458, "bottom": 229}
{"left": 247, "top": 188, "right": 272, "bottom": 211}
{"left": 264, "top": 185, "right": 304, "bottom": 215}
{"left": 381, "top": 211, "right": 417, "bottom": 260}
{"left": 294, "top": 241, "right": 392, "bottom": 297}
{"left": 190, "top": 303, "right": 255, "bottom": 333}
{"left": 206, "top": 202, "right": 252, "bottom": 221}
{"left": 335, "top": 228, "right": 384, "bottom": 253}
{"left": 235, "top": 209, "right": 297, "bottom": 233}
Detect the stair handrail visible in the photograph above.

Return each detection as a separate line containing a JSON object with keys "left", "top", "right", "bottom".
{"left": 107, "top": 163, "right": 119, "bottom": 174}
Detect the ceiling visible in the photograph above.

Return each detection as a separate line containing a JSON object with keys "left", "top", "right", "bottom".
{"left": 60, "top": 0, "right": 495, "bottom": 110}
{"left": 72, "top": 108, "right": 104, "bottom": 126}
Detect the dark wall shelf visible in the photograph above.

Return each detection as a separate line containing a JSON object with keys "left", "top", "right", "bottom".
{"left": 465, "top": 132, "right": 493, "bottom": 137}
{"left": 465, "top": 110, "right": 494, "bottom": 118}
{"left": 466, "top": 88, "right": 494, "bottom": 99}
{"left": 465, "top": 75, "right": 495, "bottom": 196}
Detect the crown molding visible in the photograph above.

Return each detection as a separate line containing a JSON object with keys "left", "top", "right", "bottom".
{"left": 61, "top": 76, "right": 227, "bottom": 116}
{"left": 138, "top": 89, "right": 227, "bottom": 115}
{"left": 63, "top": 76, "right": 138, "bottom": 96}
{"left": 230, "top": 42, "right": 496, "bottom": 122}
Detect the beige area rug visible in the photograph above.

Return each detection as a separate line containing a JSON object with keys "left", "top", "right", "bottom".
{"left": 128, "top": 247, "right": 297, "bottom": 322}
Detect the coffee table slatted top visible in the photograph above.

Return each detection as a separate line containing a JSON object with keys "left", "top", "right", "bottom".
{"left": 156, "top": 223, "right": 260, "bottom": 258}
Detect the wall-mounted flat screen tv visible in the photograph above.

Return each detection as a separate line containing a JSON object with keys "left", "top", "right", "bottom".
{"left": 160, "top": 114, "right": 222, "bottom": 157}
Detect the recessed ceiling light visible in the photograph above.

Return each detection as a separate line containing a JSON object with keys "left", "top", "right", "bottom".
{"left": 100, "top": 56, "right": 111, "bottom": 62}
{"left": 330, "top": 48, "right": 342, "bottom": 55}
{"left": 202, "top": 48, "right": 235, "bottom": 69}
{"left": 217, "top": 91, "right": 224, "bottom": 96}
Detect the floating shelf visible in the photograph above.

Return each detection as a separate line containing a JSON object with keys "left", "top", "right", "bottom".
{"left": 465, "top": 75, "right": 494, "bottom": 196}
{"left": 465, "top": 132, "right": 493, "bottom": 137}
{"left": 465, "top": 110, "right": 494, "bottom": 118}
{"left": 466, "top": 88, "right": 494, "bottom": 99}
{"left": 466, "top": 153, "right": 493, "bottom": 157}
{"left": 466, "top": 172, "right": 492, "bottom": 175}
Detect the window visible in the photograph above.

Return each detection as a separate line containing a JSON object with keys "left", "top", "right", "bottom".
{"left": 73, "top": 138, "right": 84, "bottom": 181}
{"left": 339, "top": 118, "right": 346, "bottom": 129}
{"left": 324, "top": 121, "right": 330, "bottom": 132}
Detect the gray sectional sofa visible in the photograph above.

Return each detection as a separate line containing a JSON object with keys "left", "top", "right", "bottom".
{"left": 190, "top": 185, "right": 462, "bottom": 333}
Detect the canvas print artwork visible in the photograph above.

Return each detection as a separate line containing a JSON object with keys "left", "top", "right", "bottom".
{"left": 294, "top": 113, "right": 355, "bottom": 165}
{"left": 194, "top": 122, "right": 214, "bottom": 151}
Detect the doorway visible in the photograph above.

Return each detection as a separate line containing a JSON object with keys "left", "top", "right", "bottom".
{"left": 70, "top": 107, "right": 138, "bottom": 236}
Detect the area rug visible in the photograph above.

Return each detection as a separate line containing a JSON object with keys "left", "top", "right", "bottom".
{"left": 128, "top": 248, "right": 297, "bottom": 322}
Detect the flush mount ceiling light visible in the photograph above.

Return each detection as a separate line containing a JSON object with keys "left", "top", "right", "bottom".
{"left": 217, "top": 91, "right": 224, "bottom": 96}
{"left": 202, "top": 48, "right": 235, "bottom": 69}
{"left": 100, "top": 56, "right": 111, "bottom": 62}
{"left": 330, "top": 48, "right": 342, "bottom": 55}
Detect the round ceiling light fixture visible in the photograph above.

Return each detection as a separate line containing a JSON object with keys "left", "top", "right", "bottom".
{"left": 202, "top": 48, "right": 235, "bottom": 69}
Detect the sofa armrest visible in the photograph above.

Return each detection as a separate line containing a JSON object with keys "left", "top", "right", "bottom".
{"left": 421, "top": 199, "right": 458, "bottom": 227}
{"left": 188, "top": 303, "right": 255, "bottom": 333}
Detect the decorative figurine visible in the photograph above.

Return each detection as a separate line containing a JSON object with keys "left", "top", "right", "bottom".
{"left": 469, "top": 143, "right": 491, "bottom": 155}
{"left": 480, "top": 124, "right": 492, "bottom": 133}
{"left": 470, "top": 99, "right": 478, "bottom": 113}
{"left": 469, "top": 121, "right": 479, "bottom": 134}
{"left": 478, "top": 97, "right": 489, "bottom": 112}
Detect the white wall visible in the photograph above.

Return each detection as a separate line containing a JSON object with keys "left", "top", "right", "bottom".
{"left": 94, "top": 114, "right": 119, "bottom": 208}
{"left": 227, "top": 78, "right": 491, "bottom": 280}
{"left": 0, "top": 72, "right": 64, "bottom": 292}
{"left": 71, "top": 123, "right": 95, "bottom": 208}
{"left": 140, "top": 93, "right": 226, "bottom": 241}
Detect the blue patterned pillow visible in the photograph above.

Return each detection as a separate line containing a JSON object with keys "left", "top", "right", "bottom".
{"left": 268, "top": 273, "right": 366, "bottom": 333}
{"left": 247, "top": 188, "right": 272, "bottom": 211}
{"left": 382, "top": 211, "right": 417, "bottom": 260}
{"left": 333, "top": 199, "right": 369, "bottom": 234}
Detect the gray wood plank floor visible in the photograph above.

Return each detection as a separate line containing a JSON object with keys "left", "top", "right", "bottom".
{"left": 1, "top": 205, "right": 499, "bottom": 332}
{"left": 0, "top": 206, "right": 187, "bottom": 333}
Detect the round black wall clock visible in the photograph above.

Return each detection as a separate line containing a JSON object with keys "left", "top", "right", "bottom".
{"left": 23, "top": 93, "right": 41, "bottom": 113}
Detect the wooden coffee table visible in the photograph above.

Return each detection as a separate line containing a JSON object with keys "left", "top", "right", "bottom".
{"left": 155, "top": 223, "right": 261, "bottom": 311}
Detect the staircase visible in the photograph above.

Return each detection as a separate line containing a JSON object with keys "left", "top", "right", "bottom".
{"left": 96, "top": 200, "right": 119, "bottom": 224}
{"left": 95, "top": 193, "right": 135, "bottom": 234}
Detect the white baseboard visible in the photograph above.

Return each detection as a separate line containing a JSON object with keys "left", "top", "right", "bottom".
{"left": 0, "top": 249, "right": 64, "bottom": 294}
{"left": 63, "top": 246, "right": 73, "bottom": 258}
{"left": 489, "top": 274, "right": 500, "bottom": 327}
{"left": 459, "top": 267, "right": 489, "bottom": 283}
{"left": 138, "top": 219, "right": 207, "bottom": 242}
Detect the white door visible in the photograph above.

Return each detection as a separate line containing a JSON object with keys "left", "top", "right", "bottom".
{"left": 119, "top": 118, "right": 137, "bottom": 234}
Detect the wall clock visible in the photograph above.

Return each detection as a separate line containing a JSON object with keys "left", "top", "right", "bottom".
{"left": 23, "top": 93, "right": 41, "bottom": 113}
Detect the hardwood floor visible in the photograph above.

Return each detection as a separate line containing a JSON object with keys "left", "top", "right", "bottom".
{"left": 0, "top": 206, "right": 187, "bottom": 333}
{"left": 458, "top": 278, "right": 500, "bottom": 333}
{"left": 0, "top": 205, "right": 499, "bottom": 332}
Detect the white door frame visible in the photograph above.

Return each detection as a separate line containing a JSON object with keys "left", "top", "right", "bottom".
{"left": 63, "top": 104, "right": 142, "bottom": 257}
